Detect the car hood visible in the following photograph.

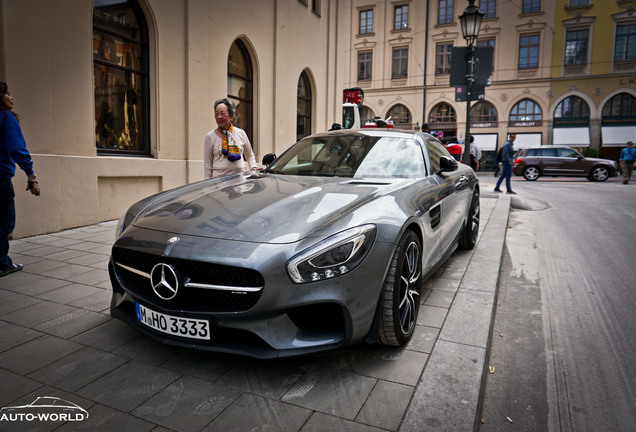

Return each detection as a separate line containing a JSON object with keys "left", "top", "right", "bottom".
{"left": 132, "top": 173, "right": 404, "bottom": 244}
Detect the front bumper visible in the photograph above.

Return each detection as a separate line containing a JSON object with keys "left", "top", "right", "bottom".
{"left": 108, "top": 227, "right": 393, "bottom": 358}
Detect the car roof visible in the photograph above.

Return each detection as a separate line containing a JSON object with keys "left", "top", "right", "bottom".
{"left": 308, "top": 128, "right": 423, "bottom": 140}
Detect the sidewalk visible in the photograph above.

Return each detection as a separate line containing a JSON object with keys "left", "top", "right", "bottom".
{"left": 0, "top": 190, "right": 510, "bottom": 431}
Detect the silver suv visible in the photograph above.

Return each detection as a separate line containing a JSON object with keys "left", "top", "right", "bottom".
{"left": 512, "top": 146, "right": 619, "bottom": 182}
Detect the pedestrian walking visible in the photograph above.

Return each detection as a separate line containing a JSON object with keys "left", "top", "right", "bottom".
{"left": 469, "top": 136, "right": 482, "bottom": 171}
{"left": 494, "top": 133, "right": 517, "bottom": 194}
{"left": 619, "top": 140, "right": 636, "bottom": 184}
{"left": 1, "top": 82, "right": 40, "bottom": 277}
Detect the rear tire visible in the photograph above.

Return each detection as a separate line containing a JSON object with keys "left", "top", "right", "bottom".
{"left": 523, "top": 166, "right": 540, "bottom": 181}
{"left": 378, "top": 231, "right": 422, "bottom": 346}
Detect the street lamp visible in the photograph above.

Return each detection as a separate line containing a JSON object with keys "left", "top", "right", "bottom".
{"left": 459, "top": 0, "right": 484, "bottom": 166}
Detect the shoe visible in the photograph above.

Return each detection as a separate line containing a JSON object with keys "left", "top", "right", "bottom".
{"left": 506, "top": 191, "right": 517, "bottom": 194}
{"left": 494, "top": 188, "right": 503, "bottom": 193}
{"left": 624, "top": 181, "right": 628, "bottom": 184}
{"left": 493, "top": 173, "right": 498, "bottom": 177}
{"left": 0, "top": 263, "right": 23, "bottom": 277}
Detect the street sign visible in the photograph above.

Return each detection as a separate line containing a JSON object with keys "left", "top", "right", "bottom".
{"left": 449, "top": 46, "right": 494, "bottom": 87}
{"left": 455, "top": 84, "right": 486, "bottom": 102}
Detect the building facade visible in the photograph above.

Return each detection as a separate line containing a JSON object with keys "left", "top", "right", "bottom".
{"left": 344, "top": 0, "right": 558, "bottom": 168}
{"left": 2, "top": 0, "right": 342, "bottom": 238}
{"left": 550, "top": 0, "right": 636, "bottom": 160}
{"left": 3, "top": 0, "right": 636, "bottom": 239}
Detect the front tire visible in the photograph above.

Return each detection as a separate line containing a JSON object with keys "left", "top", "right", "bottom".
{"left": 459, "top": 189, "right": 480, "bottom": 250}
{"left": 589, "top": 166, "right": 609, "bottom": 182}
{"left": 378, "top": 231, "right": 422, "bottom": 346}
{"left": 523, "top": 166, "right": 540, "bottom": 181}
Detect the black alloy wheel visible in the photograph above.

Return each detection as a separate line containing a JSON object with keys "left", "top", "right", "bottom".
{"left": 378, "top": 230, "right": 422, "bottom": 346}
{"left": 459, "top": 188, "right": 480, "bottom": 250}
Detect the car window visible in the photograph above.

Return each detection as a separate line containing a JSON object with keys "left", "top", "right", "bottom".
{"left": 267, "top": 134, "right": 426, "bottom": 178}
{"left": 532, "top": 148, "right": 557, "bottom": 157}
{"left": 426, "top": 139, "right": 451, "bottom": 174}
{"left": 556, "top": 148, "right": 579, "bottom": 158}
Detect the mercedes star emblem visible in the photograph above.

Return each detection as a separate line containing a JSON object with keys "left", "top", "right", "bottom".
{"left": 150, "top": 263, "right": 179, "bottom": 300}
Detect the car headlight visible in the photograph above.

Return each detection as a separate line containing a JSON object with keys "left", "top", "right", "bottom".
{"left": 115, "top": 211, "right": 135, "bottom": 239}
{"left": 287, "top": 224, "right": 376, "bottom": 284}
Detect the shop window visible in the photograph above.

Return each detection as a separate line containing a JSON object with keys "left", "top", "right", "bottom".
{"left": 510, "top": 99, "right": 542, "bottom": 122}
{"left": 430, "top": 103, "right": 457, "bottom": 123}
{"left": 360, "top": 106, "right": 375, "bottom": 125}
{"left": 93, "top": 0, "right": 149, "bottom": 154}
{"left": 602, "top": 93, "right": 636, "bottom": 121}
{"left": 554, "top": 96, "right": 589, "bottom": 126}
{"left": 387, "top": 104, "right": 412, "bottom": 129}
{"left": 228, "top": 39, "right": 254, "bottom": 150}
{"left": 471, "top": 101, "right": 498, "bottom": 122}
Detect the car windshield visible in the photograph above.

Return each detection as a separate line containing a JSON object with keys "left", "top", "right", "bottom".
{"left": 266, "top": 134, "right": 426, "bottom": 178}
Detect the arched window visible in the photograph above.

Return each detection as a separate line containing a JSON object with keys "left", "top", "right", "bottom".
{"left": 602, "top": 93, "right": 636, "bottom": 121}
{"left": 429, "top": 103, "right": 456, "bottom": 123}
{"left": 471, "top": 101, "right": 498, "bottom": 123}
{"left": 297, "top": 71, "right": 312, "bottom": 141}
{"left": 510, "top": 99, "right": 542, "bottom": 122}
{"left": 554, "top": 96, "right": 589, "bottom": 126}
{"left": 228, "top": 40, "right": 254, "bottom": 150}
{"left": 360, "top": 106, "right": 375, "bottom": 125}
{"left": 387, "top": 104, "right": 412, "bottom": 129}
{"left": 93, "top": 0, "right": 149, "bottom": 154}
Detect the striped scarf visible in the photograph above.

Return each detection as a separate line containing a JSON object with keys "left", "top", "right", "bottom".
{"left": 220, "top": 126, "right": 241, "bottom": 161}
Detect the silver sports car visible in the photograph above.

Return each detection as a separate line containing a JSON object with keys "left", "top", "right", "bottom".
{"left": 109, "top": 129, "right": 480, "bottom": 358}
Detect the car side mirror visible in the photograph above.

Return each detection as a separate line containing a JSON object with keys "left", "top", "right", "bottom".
{"left": 262, "top": 153, "right": 277, "bottom": 166}
{"left": 437, "top": 156, "right": 458, "bottom": 175}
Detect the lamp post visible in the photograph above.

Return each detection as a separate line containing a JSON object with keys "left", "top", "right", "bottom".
{"left": 459, "top": 0, "right": 484, "bottom": 166}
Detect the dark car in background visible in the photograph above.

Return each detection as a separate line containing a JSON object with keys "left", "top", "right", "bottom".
{"left": 513, "top": 145, "right": 619, "bottom": 182}
{"left": 109, "top": 129, "right": 480, "bottom": 358}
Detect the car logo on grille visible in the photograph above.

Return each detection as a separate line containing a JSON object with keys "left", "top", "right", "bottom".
{"left": 150, "top": 263, "right": 179, "bottom": 300}
{"left": 167, "top": 236, "right": 180, "bottom": 244}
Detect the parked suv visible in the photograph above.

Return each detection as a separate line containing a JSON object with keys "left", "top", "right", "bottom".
{"left": 513, "top": 146, "right": 619, "bottom": 182}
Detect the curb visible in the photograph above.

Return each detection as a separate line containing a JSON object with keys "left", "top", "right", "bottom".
{"left": 400, "top": 195, "right": 511, "bottom": 431}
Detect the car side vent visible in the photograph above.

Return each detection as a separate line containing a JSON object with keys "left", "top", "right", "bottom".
{"left": 430, "top": 205, "right": 441, "bottom": 229}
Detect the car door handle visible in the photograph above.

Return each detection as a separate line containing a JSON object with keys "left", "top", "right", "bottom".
{"left": 456, "top": 176, "right": 469, "bottom": 189}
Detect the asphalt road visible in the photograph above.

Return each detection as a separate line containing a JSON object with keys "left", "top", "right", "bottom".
{"left": 478, "top": 175, "right": 636, "bottom": 432}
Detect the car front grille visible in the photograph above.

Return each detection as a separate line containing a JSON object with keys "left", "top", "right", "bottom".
{"left": 112, "top": 247, "right": 264, "bottom": 313}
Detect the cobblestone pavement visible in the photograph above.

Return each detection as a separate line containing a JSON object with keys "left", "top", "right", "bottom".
{"left": 0, "top": 192, "right": 510, "bottom": 432}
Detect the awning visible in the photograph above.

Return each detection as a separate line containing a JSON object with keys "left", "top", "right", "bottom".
{"left": 553, "top": 127, "right": 590, "bottom": 146}
{"left": 601, "top": 126, "right": 636, "bottom": 147}
{"left": 514, "top": 133, "right": 542, "bottom": 149}
{"left": 472, "top": 134, "right": 498, "bottom": 151}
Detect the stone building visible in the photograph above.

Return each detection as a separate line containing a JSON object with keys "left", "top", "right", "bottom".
{"left": 1, "top": 0, "right": 342, "bottom": 238}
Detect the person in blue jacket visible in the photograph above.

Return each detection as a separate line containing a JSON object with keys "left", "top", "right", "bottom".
{"left": 619, "top": 140, "right": 636, "bottom": 184}
{"left": 1, "top": 82, "right": 40, "bottom": 277}
{"left": 494, "top": 133, "right": 517, "bottom": 194}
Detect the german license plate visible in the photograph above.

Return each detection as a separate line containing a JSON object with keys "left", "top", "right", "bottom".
{"left": 136, "top": 303, "right": 210, "bottom": 341}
